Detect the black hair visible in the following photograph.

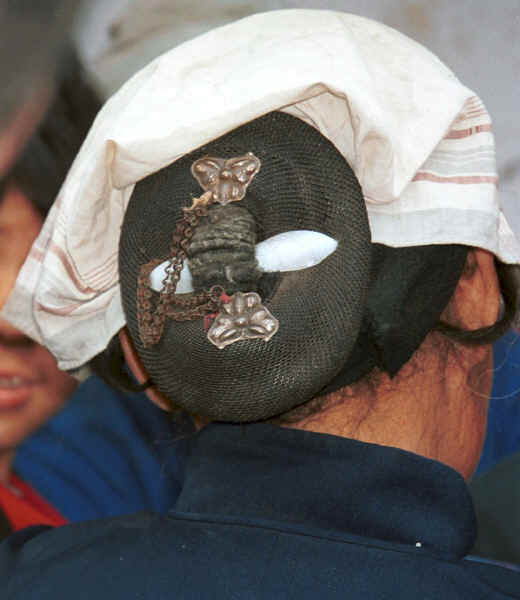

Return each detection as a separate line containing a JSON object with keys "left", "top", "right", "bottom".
{"left": 90, "top": 257, "right": 519, "bottom": 398}
{"left": 8, "top": 48, "right": 102, "bottom": 217}
{"left": 434, "top": 261, "right": 517, "bottom": 345}
{"left": 90, "top": 335, "right": 153, "bottom": 395}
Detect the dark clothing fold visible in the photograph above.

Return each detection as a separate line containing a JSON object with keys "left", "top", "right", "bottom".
{"left": 2, "top": 423, "right": 519, "bottom": 599}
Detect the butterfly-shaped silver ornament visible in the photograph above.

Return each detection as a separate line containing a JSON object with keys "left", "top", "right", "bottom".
{"left": 191, "top": 153, "right": 261, "bottom": 205}
{"left": 207, "top": 292, "right": 279, "bottom": 349}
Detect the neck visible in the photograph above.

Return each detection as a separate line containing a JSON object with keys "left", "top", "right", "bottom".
{"left": 0, "top": 449, "right": 14, "bottom": 485}
{"left": 288, "top": 331, "right": 491, "bottom": 481}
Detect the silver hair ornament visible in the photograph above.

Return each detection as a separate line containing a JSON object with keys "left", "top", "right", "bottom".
{"left": 207, "top": 292, "right": 279, "bottom": 349}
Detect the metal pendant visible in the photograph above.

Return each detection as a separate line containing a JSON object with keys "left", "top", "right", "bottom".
{"left": 207, "top": 292, "right": 279, "bottom": 349}
{"left": 191, "top": 152, "right": 261, "bottom": 205}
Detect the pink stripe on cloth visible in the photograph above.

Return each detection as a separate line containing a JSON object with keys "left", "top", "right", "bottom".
{"left": 445, "top": 124, "right": 493, "bottom": 139}
{"left": 463, "top": 109, "right": 488, "bottom": 119}
{"left": 49, "top": 242, "right": 99, "bottom": 295}
{"left": 82, "top": 252, "right": 117, "bottom": 279}
{"left": 28, "top": 247, "right": 45, "bottom": 262}
{"left": 34, "top": 300, "right": 109, "bottom": 317}
{"left": 465, "top": 97, "right": 484, "bottom": 108}
{"left": 35, "top": 301, "right": 81, "bottom": 316}
{"left": 412, "top": 172, "right": 498, "bottom": 184}
{"left": 80, "top": 257, "right": 118, "bottom": 289}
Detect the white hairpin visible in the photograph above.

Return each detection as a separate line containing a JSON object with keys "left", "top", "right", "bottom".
{"left": 149, "top": 230, "right": 338, "bottom": 293}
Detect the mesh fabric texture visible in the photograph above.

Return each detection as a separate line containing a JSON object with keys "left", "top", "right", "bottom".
{"left": 120, "top": 112, "right": 371, "bottom": 422}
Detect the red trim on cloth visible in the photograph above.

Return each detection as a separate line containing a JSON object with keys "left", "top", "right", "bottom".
{"left": 0, "top": 473, "right": 67, "bottom": 531}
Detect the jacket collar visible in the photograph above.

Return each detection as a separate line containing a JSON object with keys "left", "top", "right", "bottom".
{"left": 174, "top": 423, "right": 476, "bottom": 558}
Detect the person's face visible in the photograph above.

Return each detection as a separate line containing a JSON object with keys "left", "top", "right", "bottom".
{"left": 0, "top": 184, "right": 76, "bottom": 452}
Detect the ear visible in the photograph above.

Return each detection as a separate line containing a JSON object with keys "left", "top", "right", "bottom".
{"left": 118, "top": 327, "right": 172, "bottom": 412}
{"left": 441, "top": 248, "right": 500, "bottom": 330}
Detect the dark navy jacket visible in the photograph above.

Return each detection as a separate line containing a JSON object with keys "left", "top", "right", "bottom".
{"left": 14, "top": 376, "right": 184, "bottom": 520}
{"left": 476, "top": 330, "right": 520, "bottom": 475}
{"left": 2, "top": 424, "right": 519, "bottom": 599}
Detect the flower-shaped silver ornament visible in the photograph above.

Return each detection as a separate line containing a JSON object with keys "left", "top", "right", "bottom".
{"left": 207, "top": 292, "right": 279, "bottom": 349}
{"left": 191, "top": 153, "right": 261, "bottom": 205}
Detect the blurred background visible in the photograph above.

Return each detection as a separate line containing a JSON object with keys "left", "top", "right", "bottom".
{"left": 75, "top": 0, "right": 519, "bottom": 231}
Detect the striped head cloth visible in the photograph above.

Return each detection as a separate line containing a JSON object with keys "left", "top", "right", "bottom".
{"left": 2, "top": 9, "right": 518, "bottom": 372}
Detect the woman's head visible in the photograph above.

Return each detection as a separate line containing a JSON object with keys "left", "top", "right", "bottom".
{"left": 0, "top": 50, "right": 101, "bottom": 457}
{"left": 0, "top": 183, "right": 76, "bottom": 453}
{"left": 2, "top": 11, "right": 519, "bottom": 448}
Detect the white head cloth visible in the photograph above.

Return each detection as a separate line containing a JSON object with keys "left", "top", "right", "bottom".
{"left": 3, "top": 9, "right": 519, "bottom": 370}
